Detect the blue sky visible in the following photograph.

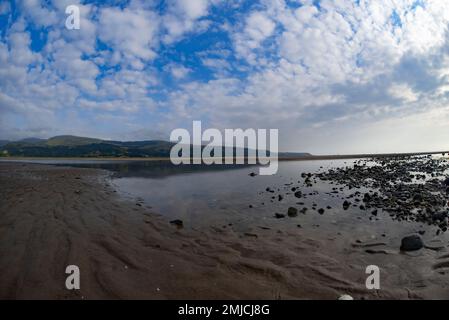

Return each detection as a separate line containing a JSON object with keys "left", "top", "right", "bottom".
{"left": 1, "top": 0, "right": 449, "bottom": 153}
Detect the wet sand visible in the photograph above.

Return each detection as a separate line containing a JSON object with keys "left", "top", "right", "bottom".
{"left": 0, "top": 162, "right": 448, "bottom": 299}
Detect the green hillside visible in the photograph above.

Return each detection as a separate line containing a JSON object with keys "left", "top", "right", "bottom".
{"left": 0, "top": 136, "right": 174, "bottom": 158}
{"left": 45, "top": 135, "right": 102, "bottom": 146}
{"left": 0, "top": 135, "right": 311, "bottom": 159}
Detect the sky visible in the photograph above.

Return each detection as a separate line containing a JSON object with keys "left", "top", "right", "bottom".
{"left": 1, "top": 0, "right": 449, "bottom": 154}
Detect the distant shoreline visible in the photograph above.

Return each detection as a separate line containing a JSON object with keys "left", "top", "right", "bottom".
{"left": 280, "top": 150, "right": 449, "bottom": 161}
{"left": 0, "top": 150, "right": 448, "bottom": 162}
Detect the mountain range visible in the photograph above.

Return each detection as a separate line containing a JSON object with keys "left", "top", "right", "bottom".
{"left": 0, "top": 135, "right": 311, "bottom": 158}
{"left": 0, "top": 135, "right": 175, "bottom": 158}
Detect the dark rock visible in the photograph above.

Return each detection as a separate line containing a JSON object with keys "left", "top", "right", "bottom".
{"left": 275, "top": 213, "right": 286, "bottom": 219}
{"left": 444, "top": 177, "right": 449, "bottom": 186}
{"left": 432, "top": 211, "right": 447, "bottom": 221}
{"left": 343, "top": 200, "right": 350, "bottom": 210}
{"left": 287, "top": 207, "right": 298, "bottom": 217}
{"left": 294, "top": 191, "right": 302, "bottom": 198}
{"left": 249, "top": 172, "right": 257, "bottom": 177}
{"left": 170, "top": 219, "right": 183, "bottom": 228}
{"left": 278, "top": 194, "right": 283, "bottom": 201}
{"left": 318, "top": 208, "right": 325, "bottom": 215}
{"left": 400, "top": 235, "right": 424, "bottom": 251}
{"left": 244, "top": 232, "right": 258, "bottom": 238}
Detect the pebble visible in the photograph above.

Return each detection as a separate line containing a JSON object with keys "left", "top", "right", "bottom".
{"left": 400, "top": 235, "right": 424, "bottom": 251}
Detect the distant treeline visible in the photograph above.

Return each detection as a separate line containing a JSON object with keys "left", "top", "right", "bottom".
{"left": 0, "top": 135, "right": 310, "bottom": 159}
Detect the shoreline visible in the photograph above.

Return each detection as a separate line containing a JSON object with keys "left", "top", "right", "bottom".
{"left": 0, "top": 162, "right": 447, "bottom": 299}
{"left": 0, "top": 162, "right": 343, "bottom": 299}
{"left": 0, "top": 150, "right": 448, "bottom": 163}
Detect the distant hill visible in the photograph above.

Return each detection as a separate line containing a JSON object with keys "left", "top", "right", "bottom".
{"left": 0, "top": 135, "right": 174, "bottom": 158}
{"left": 277, "top": 152, "right": 312, "bottom": 158}
{"left": 0, "top": 140, "right": 10, "bottom": 147}
{"left": 45, "top": 135, "right": 101, "bottom": 146}
{"left": 0, "top": 135, "right": 311, "bottom": 159}
{"left": 18, "top": 137, "right": 46, "bottom": 144}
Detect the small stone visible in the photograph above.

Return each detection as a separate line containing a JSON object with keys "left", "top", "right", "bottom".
{"left": 444, "top": 177, "right": 449, "bottom": 186}
{"left": 274, "top": 213, "right": 286, "bottom": 219}
{"left": 338, "top": 294, "right": 353, "bottom": 300}
{"left": 287, "top": 207, "right": 298, "bottom": 217}
{"left": 170, "top": 219, "right": 183, "bottom": 228}
{"left": 244, "top": 232, "right": 258, "bottom": 238}
{"left": 400, "top": 235, "right": 424, "bottom": 251}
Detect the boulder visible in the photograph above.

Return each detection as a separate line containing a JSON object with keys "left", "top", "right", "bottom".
{"left": 400, "top": 235, "right": 423, "bottom": 251}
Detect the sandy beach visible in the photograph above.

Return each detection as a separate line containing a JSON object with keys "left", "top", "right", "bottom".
{"left": 1, "top": 162, "right": 449, "bottom": 299}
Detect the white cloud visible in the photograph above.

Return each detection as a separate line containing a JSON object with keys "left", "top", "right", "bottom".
{"left": 166, "top": 64, "right": 191, "bottom": 79}
{"left": 20, "top": 0, "right": 58, "bottom": 27}
{"left": 0, "top": 1, "right": 11, "bottom": 15}
{"left": 175, "top": 0, "right": 209, "bottom": 20}
{"left": 234, "top": 11, "right": 276, "bottom": 63}
{"left": 388, "top": 83, "right": 419, "bottom": 103}
{"left": 98, "top": 7, "right": 159, "bottom": 66}
{"left": 3, "top": 0, "right": 449, "bottom": 153}
{"left": 162, "top": 0, "right": 212, "bottom": 43}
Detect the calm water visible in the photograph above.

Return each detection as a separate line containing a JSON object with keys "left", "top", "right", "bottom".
{"left": 2, "top": 159, "right": 433, "bottom": 237}
{"left": 3, "top": 158, "right": 440, "bottom": 242}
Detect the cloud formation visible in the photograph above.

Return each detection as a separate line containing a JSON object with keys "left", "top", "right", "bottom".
{"left": 1, "top": 0, "right": 449, "bottom": 153}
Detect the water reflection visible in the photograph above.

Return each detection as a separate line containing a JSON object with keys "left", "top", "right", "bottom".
{"left": 0, "top": 159, "right": 257, "bottom": 179}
